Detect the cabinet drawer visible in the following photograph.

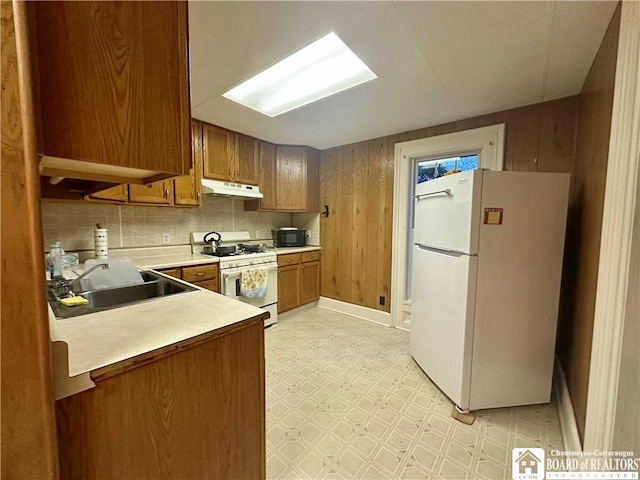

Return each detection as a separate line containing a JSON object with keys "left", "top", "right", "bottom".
{"left": 277, "top": 253, "right": 301, "bottom": 267}
{"left": 301, "top": 250, "right": 320, "bottom": 263}
{"left": 157, "top": 267, "right": 182, "bottom": 279}
{"left": 182, "top": 264, "right": 218, "bottom": 282}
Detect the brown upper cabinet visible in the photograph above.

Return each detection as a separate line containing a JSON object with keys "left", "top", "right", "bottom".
{"left": 247, "top": 145, "right": 320, "bottom": 212}
{"left": 128, "top": 182, "right": 174, "bottom": 205}
{"left": 86, "top": 121, "right": 203, "bottom": 207}
{"left": 174, "top": 120, "right": 204, "bottom": 206}
{"left": 87, "top": 185, "right": 128, "bottom": 203}
{"left": 257, "top": 142, "right": 277, "bottom": 210}
{"left": 202, "top": 123, "right": 259, "bottom": 185}
{"left": 236, "top": 134, "right": 260, "bottom": 185}
{"left": 29, "top": 1, "right": 191, "bottom": 186}
{"left": 202, "top": 124, "right": 234, "bottom": 181}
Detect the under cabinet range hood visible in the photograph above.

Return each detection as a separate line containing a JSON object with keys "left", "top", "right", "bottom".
{"left": 200, "top": 179, "right": 263, "bottom": 199}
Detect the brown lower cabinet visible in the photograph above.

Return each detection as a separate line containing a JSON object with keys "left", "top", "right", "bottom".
{"left": 157, "top": 263, "right": 219, "bottom": 292}
{"left": 277, "top": 250, "right": 320, "bottom": 313}
{"left": 56, "top": 317, "right": 265, "bottom": 479}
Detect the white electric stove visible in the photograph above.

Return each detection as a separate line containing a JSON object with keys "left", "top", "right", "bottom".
{"left": 190, "top": 231, "right": 277, "bottom": 326}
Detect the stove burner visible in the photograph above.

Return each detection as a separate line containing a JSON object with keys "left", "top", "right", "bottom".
{"left": 238, "top": 243, "right": 266, "bottom": 254}
{"left": 200, "top": 245, "right": 268, "bottom": 257}
{"left": 201, "top": 251, "right": 239, "bottom": 257}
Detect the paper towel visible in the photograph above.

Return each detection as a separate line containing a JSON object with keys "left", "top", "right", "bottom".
{"left": 94, "top": 224, "right": 108, "bottom": 259}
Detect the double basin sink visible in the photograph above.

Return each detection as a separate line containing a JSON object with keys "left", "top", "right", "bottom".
{"left": 48, "top": 271, "right": 198, "bottom": 319}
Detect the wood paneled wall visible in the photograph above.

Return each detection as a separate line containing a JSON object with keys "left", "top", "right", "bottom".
{"left": 320, "top": 95, "right": 579, "bottom": 312}
{"left": 1, "top": 1, "right": 58, "bottom": 477}
{"left": 558, "top": 4, "right": 621, "bottom": 441}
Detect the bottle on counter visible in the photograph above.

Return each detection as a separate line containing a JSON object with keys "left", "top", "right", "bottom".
{"left": 48, "top": 241, "right": 65, "bottom": 279}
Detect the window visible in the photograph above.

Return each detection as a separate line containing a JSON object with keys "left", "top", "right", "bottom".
{"left": 416, "top": 154, "right": 479, "bottom": 184}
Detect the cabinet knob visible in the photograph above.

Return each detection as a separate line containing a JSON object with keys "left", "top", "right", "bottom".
{"left": 196, "top": 192, "right": 200, "bottom": 200}
{"left": 165, "top": 189, "right": 170, "bottom": 198}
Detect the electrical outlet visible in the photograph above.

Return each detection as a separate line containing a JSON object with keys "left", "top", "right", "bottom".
{"left": 306, "top": 230, "right": 311, "bottom": 239}
{"left": 255, "top": 230, "right": 262, "bottom": 239}
{"left": 162, "top": 233, "right": 170, "bottom": 244}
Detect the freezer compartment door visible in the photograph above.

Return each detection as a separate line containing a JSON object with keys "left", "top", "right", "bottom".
{"left": 413, "top": 169, "right": 482, "bottom": 254}
{"left": 410, "top": 245, "right": 478, "bottom": 409}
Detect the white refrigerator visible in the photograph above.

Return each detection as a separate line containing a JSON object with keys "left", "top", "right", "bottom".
{"left": 410, "top": 169, "right": 570, "bottom": 411}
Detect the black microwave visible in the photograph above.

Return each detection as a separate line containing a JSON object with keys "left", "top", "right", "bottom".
{"left": 272, "top": 228, "right": 306, "bottom": 247}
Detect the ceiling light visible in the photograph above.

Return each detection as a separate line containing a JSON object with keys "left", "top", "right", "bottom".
{"left": 222, "top": 32, "right": 377, "bottom": 117}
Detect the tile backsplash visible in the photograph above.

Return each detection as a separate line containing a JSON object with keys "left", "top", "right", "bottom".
{"left": 291, "top": 212, "right": 320, "bottom": 246}
{"left": 41, "top": 196, "right": 293, "bottom": 252}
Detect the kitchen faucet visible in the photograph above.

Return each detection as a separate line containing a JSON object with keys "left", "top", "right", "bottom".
{"left": 65, "top": 262, "right": 110, "bottom": 294}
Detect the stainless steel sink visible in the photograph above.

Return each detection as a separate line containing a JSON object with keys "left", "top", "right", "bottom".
{"left": 48, "top": 271, "right": 198, "bottom": 319}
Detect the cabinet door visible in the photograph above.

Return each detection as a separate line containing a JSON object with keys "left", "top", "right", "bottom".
{"left": 277, "top": 265, "right": 299, "bottom": 313}
{"left": 128, "top": 181, "right": 173, "bottom": 205}
{"left": 276, "top": 146, "right": 307, "bottom": 211}
{"left": 195, "top": 279, "right": 219, "bottom": 293}
{"left": 258, "top": 142, "right": 277, "bottom": 210}
{"left": 175, "top": 120, "right": 203, "bottom": 206}
{"left": 235, "top": 134, "right": 259, "bottom": 185}
{"left": 31, "top": 2, "right": 190, "bottom": 180}
{"left": 202, "top": 124, "right": 233, "bottom": 181}
{"left": 88, "top": 185, "right": 128, "bottom": 203}
{"left": 300, "top": 261, "right": 320, "bottom": 305}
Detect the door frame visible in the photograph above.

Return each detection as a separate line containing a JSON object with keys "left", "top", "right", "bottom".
{"left": 584, "top": 0, "right": 640, "bottom": 450}
{"left": 390, "top": 124, "right": 505, "bottom": 330}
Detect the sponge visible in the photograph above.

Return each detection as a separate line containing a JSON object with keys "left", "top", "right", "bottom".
{"left": 60, "top": 296, "right": 89, "bottom": 307}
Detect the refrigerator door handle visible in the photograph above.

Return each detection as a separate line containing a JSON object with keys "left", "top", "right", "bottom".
{"left": 415, "top": 189, "right": 451, "bottom": 201}
{"left": 415, "top": 243, "right": 476, "bottom": 257}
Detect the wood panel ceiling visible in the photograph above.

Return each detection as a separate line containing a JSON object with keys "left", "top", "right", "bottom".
{"left": 189, "top": 1, "right": 617, "bottom": 150}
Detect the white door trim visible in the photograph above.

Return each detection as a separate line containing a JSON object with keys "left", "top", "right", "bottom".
{"left": 584, "top": 1, "right": 640, "bottom": 451}
{"left": 390, "top": 124, "right": 505, "bottom": 328}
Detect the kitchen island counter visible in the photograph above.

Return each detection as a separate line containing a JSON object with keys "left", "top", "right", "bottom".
{"left": 49, "top": 282, "right": 268, "bottom": 397}
{"left": 51, "top": 282, "right": 267, "bottom": 479}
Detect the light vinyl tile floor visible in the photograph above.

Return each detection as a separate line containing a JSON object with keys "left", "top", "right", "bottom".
{"left": 265, "top": 307, "right": 563, "bottom": 480}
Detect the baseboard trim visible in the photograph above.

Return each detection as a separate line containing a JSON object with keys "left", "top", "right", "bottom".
{"left": 277, "top": 302, "right": 318, "bottom": 321}
{"left": 317, "top": 297, "right": 392, "bottom": 327}
{"left": 554, "top": 357, "right": 582, "bottom": 452}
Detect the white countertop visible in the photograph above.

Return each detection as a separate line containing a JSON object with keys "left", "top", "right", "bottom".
{"left": 101, "top": 244, "right": 320, "bottom": 269}
{"left": 134, "top": 253, "right": 219, "bottom": 269}
{"left": 272, "top": 246, "right": 321, "bottom": 255}
{"left": 50, "top": 283, "right": 267, "bottom": 377}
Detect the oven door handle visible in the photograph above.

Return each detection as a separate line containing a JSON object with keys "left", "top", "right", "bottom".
{"left": 221, "top": 264, "right": 278, "bottom": 276}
